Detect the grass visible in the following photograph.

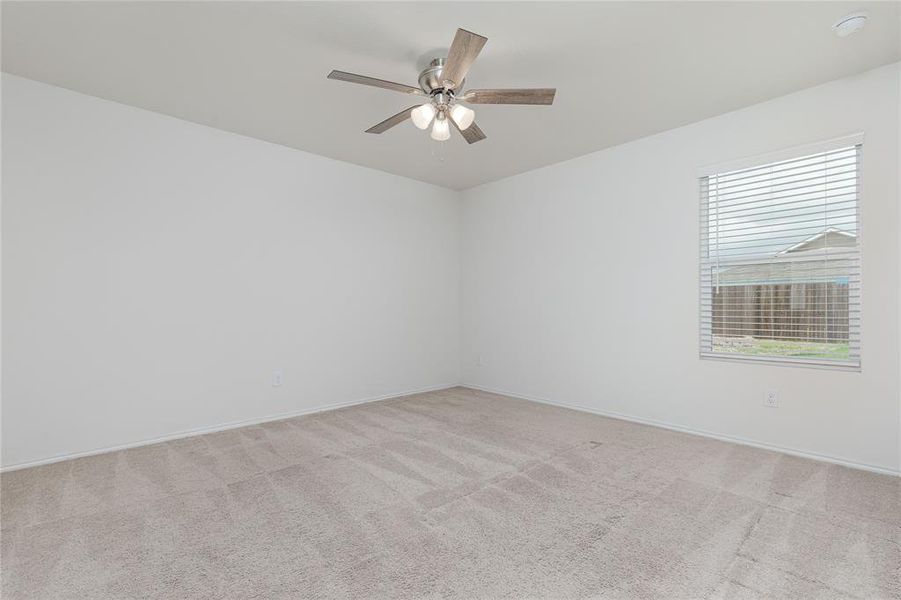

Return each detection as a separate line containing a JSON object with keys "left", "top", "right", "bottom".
{"left": 713, "top": 336, "right": 849, "bottom": 360}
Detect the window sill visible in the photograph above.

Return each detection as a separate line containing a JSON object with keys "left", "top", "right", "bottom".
{"left": 699, "top": 352, "right": 861, "bottom": 372}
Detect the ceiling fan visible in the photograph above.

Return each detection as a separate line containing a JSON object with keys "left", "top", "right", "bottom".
{"left": 327, "top": 28, "right": 556, "bottom": 144}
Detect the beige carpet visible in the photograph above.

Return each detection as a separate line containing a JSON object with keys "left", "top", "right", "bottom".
{"left": 1, "top": 387, "right": 898, "bottom": 599}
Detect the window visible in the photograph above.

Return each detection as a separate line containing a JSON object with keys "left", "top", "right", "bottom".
{"left": 700, "top": 138, "right": 861, "bottom": 368}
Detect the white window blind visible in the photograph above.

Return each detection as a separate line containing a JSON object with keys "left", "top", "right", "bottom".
{"left": 700, "top": 140, "right": 861, "bottom": 368}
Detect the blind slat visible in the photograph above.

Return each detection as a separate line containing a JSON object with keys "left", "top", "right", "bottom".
{"left": 710, "top": 174, "right": 857, "bottom": 205}
{"left": 703, "top": 189, "right": 857, "bottom": 220}
{"left": 708, "top": 156, "right": 857, "bottom": 193}
{"left": 711, "top": 147, "right": 856, "bottom": 181}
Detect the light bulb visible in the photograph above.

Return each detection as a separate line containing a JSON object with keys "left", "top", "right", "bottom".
{"left": 411, "top": 103, "right": 436, "bottom": 130}
{"left": 450, "top": 104, "right": 475, "bottom": 130}
{"left": 430, "top": 114, "right": 450, "bottom": 141}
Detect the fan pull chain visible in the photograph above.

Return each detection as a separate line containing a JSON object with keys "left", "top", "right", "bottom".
{"left": 430, "top": 137, "right": 446, "bottom": 162}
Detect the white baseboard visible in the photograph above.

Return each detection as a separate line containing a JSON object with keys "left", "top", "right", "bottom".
{"left": 0, "top": 383, "right": 458, "bottom": 473}
{"left": 7, "top": 382, "right": 896, "bottom": 478}
{"left": 463, "top": 384, "right": 900, "bottom": 478}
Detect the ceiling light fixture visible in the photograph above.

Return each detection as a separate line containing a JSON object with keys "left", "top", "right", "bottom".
{"left": 449, "top": 104, "right": 475, "bottom": 131}
{"left": 430, "top": 112, "right": 451, "bottom": 141}
{"left": 833, "top": 11, "right": 868, "bottom": 37}
{"left": 411, "top": 103, "right": 436, "bottom": 130}
{"left": 414, "top": 96, "right": 475, "bottom": 139}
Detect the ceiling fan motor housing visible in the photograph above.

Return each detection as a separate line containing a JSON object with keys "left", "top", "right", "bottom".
{"left": 418, "top": 58, "right": 463, "bottom": 95}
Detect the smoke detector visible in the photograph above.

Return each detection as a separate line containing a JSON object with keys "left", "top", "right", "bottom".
{"left": 833, "top": 11, "right": 868, "bottom": 37}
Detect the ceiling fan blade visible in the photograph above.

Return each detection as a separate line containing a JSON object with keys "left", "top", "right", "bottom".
{"left": 365, "top": 106, "right": 419, "bottom": 134}
{"left": 452, "top": 119, "right": 486, "bottom": 144}
{"left": 328, "top": 70, "right": 424, "bottom": 96}
{"left": 441, "top": 29, "right": 487, "bottom": 90}
{"left": 461, "top": 88, "right": 556, "bottom": 105}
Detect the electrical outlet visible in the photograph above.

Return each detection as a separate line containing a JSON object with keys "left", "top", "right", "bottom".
{"left": 272, "top": 369, "right": 284, "bottom": 387}
{"left": 764, "top": 390, "right": 778, "bottom": 408}
{"left": 476, "top": 355, "right": 484, "bottom": 367}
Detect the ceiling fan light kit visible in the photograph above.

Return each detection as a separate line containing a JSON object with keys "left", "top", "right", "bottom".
{"left": 328, "top": 28, "right": 556, "bottom": 145}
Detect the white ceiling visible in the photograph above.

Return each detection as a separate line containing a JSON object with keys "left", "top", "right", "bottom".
{"left": 3, "top": 2, "right": 899, "bottom": 190}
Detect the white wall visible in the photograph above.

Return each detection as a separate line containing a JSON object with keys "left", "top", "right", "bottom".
{"left": 1, "top": 74, "right": 461, "bottom": 469}
{"left": 5, "top": 64, "right": 900, "bottom": 475}
{"left": 461, "top": 63, "right": 901, "bottom": 474}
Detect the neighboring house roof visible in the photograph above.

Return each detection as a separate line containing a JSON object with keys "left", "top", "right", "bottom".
{"left": 778, "top": 227, "right": 857, "bottom": 255}
{"left": 716, "top": 228, "right": 856, "bottom": 287}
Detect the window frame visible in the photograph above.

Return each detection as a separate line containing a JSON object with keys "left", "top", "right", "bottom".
{"left": 698, "top": 134, "right": 863, "bottom": 371}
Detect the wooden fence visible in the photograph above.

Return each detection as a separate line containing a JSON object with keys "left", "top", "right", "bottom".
{"left": 712, "top": 282, "right": 849, "bottom": 342}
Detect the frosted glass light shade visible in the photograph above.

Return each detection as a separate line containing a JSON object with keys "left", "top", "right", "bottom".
{"left": 411, "top": 103, "right": 436, "bottom": 130}
{"left": 450, "top": 104, "right": 475, "bottom": 130}
{"left": 430, "top": 115, "right": 450, "bottom": 141}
